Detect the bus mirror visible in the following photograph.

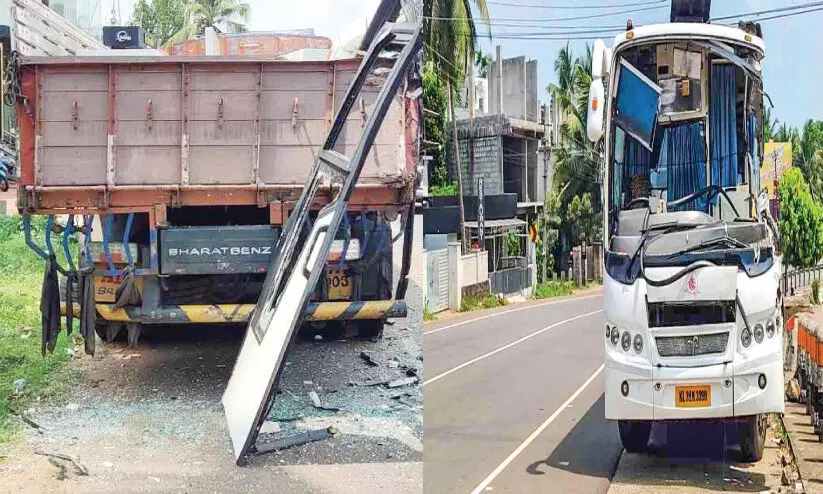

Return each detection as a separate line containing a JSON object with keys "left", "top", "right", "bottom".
{"left": 587, "top": 78, "right": 605, "bottom": 143}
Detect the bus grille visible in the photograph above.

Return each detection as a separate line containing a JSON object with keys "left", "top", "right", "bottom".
{"left": 655, "top": 332, "right": 729, "bottom": 357}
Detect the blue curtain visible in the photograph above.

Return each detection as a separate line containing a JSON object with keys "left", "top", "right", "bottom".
{"left": 749, "top": 113, "right": 761, "bottom": 196}
{"left": 662, "top": 122, "right": 707, "bottom": 211}
{"left": 710, "top": 65, "right": 739, "bottom": 189}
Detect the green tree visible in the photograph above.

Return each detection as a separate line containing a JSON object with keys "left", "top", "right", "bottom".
{"left": 425, "top": 0, "right": 491, "bottom": 249}
{"left": 538, "top": 190, "right": 561, "bottom": 282}
{"left": 778, "top": 168, "right": 823, "bottom": 268}
{"left": 762, "top": 105, "right": 777, "bottom": 142}
{"left": 423, "top": 60, "right": 448, "bottom": 189}
{"left": 426, "top": 0, "right": 490, "bottom": 84}
{"left": 171, "top": 0, "right": 250, "bottom": 43}
{"left": 793, "top": 120, "right": 823, "bottom": 201}
{"left": 567, "top": 192, "right": 601, "bottom": 247}
{"left": 548, "top": 43, "right": 600, "bottom": 206}
{"left": 475, "top": 47, "right": 492, "bottom": 78}
{"left": 130, "top": 0, "right": 186, "bottom": 48}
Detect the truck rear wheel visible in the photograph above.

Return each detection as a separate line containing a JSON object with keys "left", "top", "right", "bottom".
{"left": 356, "top": 320, "right": 384, "bottom": 341}
{"left": 618, "top": 420, "right": 652, "bottom": 453}
{"left": 739, "top": 414, "right": 768, "bottom": 462}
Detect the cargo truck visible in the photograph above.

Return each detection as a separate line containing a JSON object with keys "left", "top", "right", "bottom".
{"left": 9, "top": 24, "right": 419, "bottom": 345}
{"left": 587, "top": 1, "right": 782, "bottom": 461}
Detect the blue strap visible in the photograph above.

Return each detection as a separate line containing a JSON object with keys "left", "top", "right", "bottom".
{"left": 63, "top": 214, "right": 76, "bottom": 272}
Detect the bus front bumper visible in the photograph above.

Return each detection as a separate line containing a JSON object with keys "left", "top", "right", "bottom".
{"left": 605, "top": 355, "right": 784, "bottom": 421}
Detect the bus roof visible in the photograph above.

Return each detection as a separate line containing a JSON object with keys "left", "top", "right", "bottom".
{"left": 613, "top": 22, "right": 765, "bottom": 59}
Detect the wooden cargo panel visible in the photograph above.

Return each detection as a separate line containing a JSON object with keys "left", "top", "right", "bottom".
{"left": 189, "top": 146, "right": 254, "bottom": 184}
{"left": 116, "top": 146, "right": 181, "bottom": 184}
{"left": 39, "top": 146, "right": 107, "bottom": 185}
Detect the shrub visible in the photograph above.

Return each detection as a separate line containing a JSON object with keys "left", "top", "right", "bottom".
{"left": 813, "top": 280, "right": 820, "bottom": 305}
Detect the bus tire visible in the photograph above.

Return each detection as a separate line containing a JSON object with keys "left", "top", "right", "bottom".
{"left": 618, "top": 420, "right": 652, "bottom": 453}
{"left": 739, "top": 414, "right": 767, "bottom": 462}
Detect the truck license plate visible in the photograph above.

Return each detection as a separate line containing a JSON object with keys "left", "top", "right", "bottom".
{"left": 675, "top": 385, "right": 711, "bottom": 408}
{"left": 326, "top": 269, "right": 352, "bottom": 300}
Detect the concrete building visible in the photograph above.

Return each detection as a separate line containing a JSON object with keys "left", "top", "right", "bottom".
{"left": 436, "top": 46, "right": 552, "bottom": 297}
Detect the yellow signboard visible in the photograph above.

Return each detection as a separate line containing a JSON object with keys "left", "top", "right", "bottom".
{"left": 761, "top": 142, "right": 792, "bottom": 199}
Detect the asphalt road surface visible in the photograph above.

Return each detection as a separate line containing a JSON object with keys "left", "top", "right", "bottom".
{"left": 423, "top": 291, "right": 624, "bottom": 494}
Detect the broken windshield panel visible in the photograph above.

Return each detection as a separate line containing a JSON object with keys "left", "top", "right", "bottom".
{"left": 609, "top": 41, "right": 763, "bottom": 226}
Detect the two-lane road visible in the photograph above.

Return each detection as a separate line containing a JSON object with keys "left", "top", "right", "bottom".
{"left": 424, "top": 292, "right": 624, "bottom": 493}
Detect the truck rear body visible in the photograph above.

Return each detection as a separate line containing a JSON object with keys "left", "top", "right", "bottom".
{"left": 14, "top": 54, "right": 419, "bottom": 327}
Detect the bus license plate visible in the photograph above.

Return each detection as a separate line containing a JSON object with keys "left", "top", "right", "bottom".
{"left": 675, "top": 385, "right": 711, "bottom": 408}
{"left": 326, "top": 269, "right": 352, "bottom": 300}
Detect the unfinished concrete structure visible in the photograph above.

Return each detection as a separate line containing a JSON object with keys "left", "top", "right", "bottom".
{"left": 449, "top": 47, "right": 547, "bottom": 206}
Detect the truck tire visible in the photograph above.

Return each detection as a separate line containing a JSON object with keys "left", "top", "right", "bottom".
{"left": 618, "top": 420, "right": 652, "bottom": 453}
{"left": 356, "top": 320, "right": 384, "bottom": 341}
{"left": 739, "top": 414, "right": 768, "bottom": 462}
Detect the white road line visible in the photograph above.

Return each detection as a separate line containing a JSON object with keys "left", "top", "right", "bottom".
{"left": 422, "top": 309, "right": 603, "bottom": 386}
{"left": 469, "top": 364, "right": 605, "bottom": 494}
{"left": 423, "top": 293, "right": 603, "bottom": 336}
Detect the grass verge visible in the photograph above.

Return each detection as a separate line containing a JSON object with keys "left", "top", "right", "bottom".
{"left": 533, "top": 280, "right": 575, "bottom": 300}
{"left": 460, "top": 293, "right": 507, "bottom": 312}
{"left": 0, "top": 220, "right": 74, "bottom": 446}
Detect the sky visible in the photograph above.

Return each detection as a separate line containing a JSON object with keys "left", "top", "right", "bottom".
{"left": 467, "top": 0, "right": 823, "bottom": 130}
{"left": 101, "top": 0, "right": 381, "bottom": 48}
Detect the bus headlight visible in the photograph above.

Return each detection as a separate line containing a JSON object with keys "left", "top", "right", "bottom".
{"left": 754, "top": 323, "right": 764, "bottom": 344}
{"left": 621, "top": 331, "right": 631, "bottom": 352}
{"left": 766, "top": 319, "right": 776, "bottom": 339}
{"left": 633, "top": 334, "right": 643, "bottom": 354}
{"left": 741, "top": 327, "right": 752, "bottom": 347}
{"left": 610, "top": 327, "right": 620, "bottom": 346}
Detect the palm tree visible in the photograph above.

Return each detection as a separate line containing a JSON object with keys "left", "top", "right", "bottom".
{"left": 170, "top": 0, "right": 250, "bottom": 44}
{"left": 548, "top": 43, "right": 600, "bottom": 205}
{"left": 425, "top": 0, "right": 491, "bottom": 251}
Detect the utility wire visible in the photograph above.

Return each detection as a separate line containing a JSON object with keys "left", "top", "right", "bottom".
{"left": 424, "top": 4, "right": 667, "bottom": 23}
{"left": 486, "top": 0, "right": 666, "bottom": 9}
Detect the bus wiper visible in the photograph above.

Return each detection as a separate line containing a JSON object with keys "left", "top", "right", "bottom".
{"left": 665, "top": 236, "right": 749, "bottom": 258}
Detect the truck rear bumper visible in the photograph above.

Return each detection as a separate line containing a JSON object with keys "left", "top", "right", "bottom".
{"left": 61, "top": 300, "right": 407, "bottom": 324}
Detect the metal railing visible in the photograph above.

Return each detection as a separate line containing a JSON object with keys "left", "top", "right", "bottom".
{"left": 783, "top": 265, "right": 823, "bottom": 296}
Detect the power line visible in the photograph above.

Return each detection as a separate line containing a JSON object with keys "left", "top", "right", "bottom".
{"left": 424, "top": 4, "right": 666, "bottom": 23}
{"left": 486, "top": 0, "right": 666, "bottom": 9}
{"left": 713, "top": 1, "right": 823, "bottom": 21}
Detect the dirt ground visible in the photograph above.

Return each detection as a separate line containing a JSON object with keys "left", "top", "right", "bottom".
{"left": 0, "top": 216, "right": 424, "bottom": 493}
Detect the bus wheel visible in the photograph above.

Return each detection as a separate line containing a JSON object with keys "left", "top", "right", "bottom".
{"left": 618, "top": 420, "right": 652, "bottom": 453}
{"left": 739, "top": 414, "right": 768, "bottom": 462}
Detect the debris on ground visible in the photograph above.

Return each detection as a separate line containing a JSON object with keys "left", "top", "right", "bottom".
{"left": 359, "top": 351, "right": 379, "bottom": 367}
{"left": 388, "top": 377, "right": 418, "bottom": 388}
{"left": 34, "top": 451, "right": 88, "bottom": 476}
{"left": 256, "top": 427, "right": 337, "bottom": 454}
{"left": 308, "top": 390, "right": 340, "bottom": 412}
{"left": 259, "top": 421, "right": 281, "bottom": 434}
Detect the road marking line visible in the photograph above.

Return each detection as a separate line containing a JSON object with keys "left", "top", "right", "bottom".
{"left": 469, "top": 364, "right": 605, "bottom": 494}
{"left": 423, "top": 293, "right": 603, "bottom": 336}
{"left": 422, "top": 309, "right": 603, "bottom": 386}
